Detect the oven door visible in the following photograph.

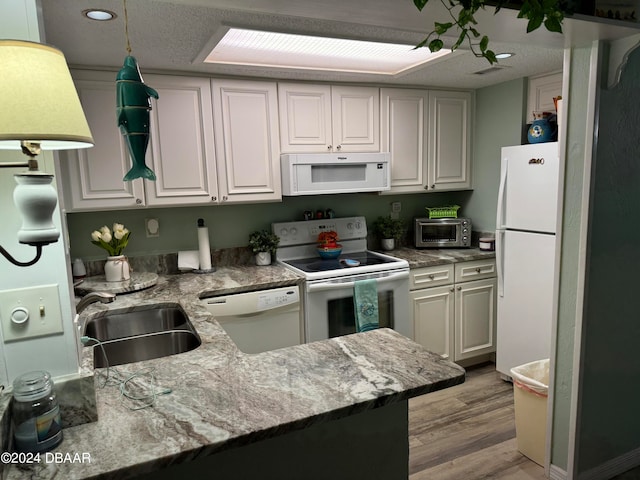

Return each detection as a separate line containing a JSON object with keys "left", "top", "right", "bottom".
{"left": 304, "top": 269, "right": 411, "bottom": 342}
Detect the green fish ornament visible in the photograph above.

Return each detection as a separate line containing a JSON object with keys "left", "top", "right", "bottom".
{"left": 116, "top": 55, "right": 159, "bottom": 181}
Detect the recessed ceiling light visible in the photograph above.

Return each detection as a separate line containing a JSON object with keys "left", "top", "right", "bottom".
{"left": 495, "top": 52, "right": 515, "bottom": 59}
{"left": 203, "top": 28, "right": 452, "bottom": 75}
{"left": 82, "top": 9, "right": 117, "bottom": 21}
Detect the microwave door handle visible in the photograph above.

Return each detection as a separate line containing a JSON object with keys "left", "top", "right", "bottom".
{"left": 306, "top": 271, "right": 409, "bottom": 293}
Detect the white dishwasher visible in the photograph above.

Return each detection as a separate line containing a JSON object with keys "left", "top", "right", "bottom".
{"left": 202, "top": 285, "right": 302, "bottom": 354}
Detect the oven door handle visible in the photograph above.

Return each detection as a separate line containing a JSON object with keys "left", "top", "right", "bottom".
{"left": 306, "top": 271, "right": 409, "bottom": 292}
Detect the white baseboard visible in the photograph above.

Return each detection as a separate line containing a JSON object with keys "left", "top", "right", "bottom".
{"left": 550, "top": 463, "right": 568, "bottom": 480}
{"left": 578, "top": 446, "right": 640, "bottom": 480}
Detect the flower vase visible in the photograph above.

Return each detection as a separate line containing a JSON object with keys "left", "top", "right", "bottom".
{"left": 255, "top": 252, "right": 271, "bottom": 266}
{"left": 104, "top": 255, "right": 130, "bottom": 282}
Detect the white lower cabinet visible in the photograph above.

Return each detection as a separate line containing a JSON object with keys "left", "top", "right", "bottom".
{"left": 410, "top": 259, "right": 496, "bottom": 363}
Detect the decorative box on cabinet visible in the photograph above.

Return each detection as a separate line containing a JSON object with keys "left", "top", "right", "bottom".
{"left": 278, "top": 83, "right": 379, "bottom": 153}
{"left": 410, "top": 259, "right": 496, "bottom": 364}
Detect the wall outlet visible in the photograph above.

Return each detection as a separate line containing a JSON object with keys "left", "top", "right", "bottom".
{"left": 390, "top": 201, "right": 401, "bottom": 220}
{"left": 145, "top": 218, "right": 160, "bottom": 238}
{"left": 0, "top": 284, "right": 63, "bottom": 343}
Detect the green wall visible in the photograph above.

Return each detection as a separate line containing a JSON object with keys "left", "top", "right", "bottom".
{"left": 66, "top": 191, "right": 471, "bottom": 260}
{"left": 551, "top": 46, "right": 592, "bottom": 473}
{"left": 466, "top": 78, "right": 527, "bottom": 232}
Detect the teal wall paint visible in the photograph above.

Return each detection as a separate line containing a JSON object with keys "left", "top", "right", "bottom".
{"left": 551, "top": 46, "right": 592, "bottom": 472}
{"left": 575, "top": 43, "right": 640, "bottom": 474}
{"left": 466, "top": 78, "right": 527, "bottom": 232}
{"left": 66, "top": 191, "right": 471, "bottom": 260}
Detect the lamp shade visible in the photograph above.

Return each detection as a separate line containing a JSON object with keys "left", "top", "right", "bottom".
{"left": 0, "top": 40, "right": 94, "bottom": 150}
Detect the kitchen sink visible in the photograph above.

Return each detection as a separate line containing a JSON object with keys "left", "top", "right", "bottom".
{"left": 83, "top": 305, "right": 201, "bottom": 367}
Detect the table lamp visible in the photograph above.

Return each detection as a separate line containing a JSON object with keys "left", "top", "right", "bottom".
{"left": 0, "top": 39, "right": 94, "bottom": 267}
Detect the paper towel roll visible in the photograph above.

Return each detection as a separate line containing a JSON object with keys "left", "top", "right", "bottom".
{"left": 197, "top": 221, "right": 212, "bottom": 271}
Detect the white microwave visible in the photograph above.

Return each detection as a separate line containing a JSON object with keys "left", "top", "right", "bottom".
{"left": 281, "top": 152, "right": 390, "bottom": 196}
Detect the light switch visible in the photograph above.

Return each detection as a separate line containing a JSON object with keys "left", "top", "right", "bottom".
{"left": 0, "top": 284, "right": 64, "bottom": 342}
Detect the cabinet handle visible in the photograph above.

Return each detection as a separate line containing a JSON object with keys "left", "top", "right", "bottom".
{"left": 457, "top": 286, "right": 462, "bottom": 291}
{"left": 424, "top": 185, "right": 429, "bottom": 190}
{"left": 336, "top": 145, "right": 341, "bottom": 150}
{"left": 450, "top": 288, "right": 455, "bottom": 292}
{"left": 428, "top": 274, "right": 435, "bottom": 280}
{"left": 431, "top": 184, "right": 436, "bottom": 189}
{"left": 476, "top": 267, "right": 481, "bottom": 273}
{"left": 327, "top": 145, "right": 332, "bottom": 150}
{"left": 211, "top": 196, "right": 217, "bottom": 201}
{"left": 135, "top": 198, "right": 142, "bottom": 205}
{"left": 222, "top": 195, "right": 228, "bottom": 201}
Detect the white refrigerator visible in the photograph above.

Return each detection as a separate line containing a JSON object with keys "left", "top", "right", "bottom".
{"left": 495, "top": 142, "right": 560, "bottom": 377}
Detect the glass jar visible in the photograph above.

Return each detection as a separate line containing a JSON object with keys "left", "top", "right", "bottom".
{"left": 11, "top": 370, "right": 63, "bottom": 453}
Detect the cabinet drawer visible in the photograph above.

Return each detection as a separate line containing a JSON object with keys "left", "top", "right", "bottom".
{"left": 410, "top": 264, "right": 454, "bottom": 290}
{"left": 454, "top": 260, "right": 496, "bottom": 283}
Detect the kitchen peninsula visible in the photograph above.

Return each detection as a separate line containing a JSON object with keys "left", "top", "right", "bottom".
{"left": 7, "top": 265, "right": 464, "bottom": 480}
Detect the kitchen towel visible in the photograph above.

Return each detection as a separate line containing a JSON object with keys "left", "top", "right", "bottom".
{"left": 178, "top": 250, "right": 200, "bottom": 271}
{"left": 353, "top": 279, "right": 379, "bottom": 333}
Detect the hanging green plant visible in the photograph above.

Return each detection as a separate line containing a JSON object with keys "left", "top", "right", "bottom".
{"left": 413, "top": 0, "right": 571, "bottom": 64}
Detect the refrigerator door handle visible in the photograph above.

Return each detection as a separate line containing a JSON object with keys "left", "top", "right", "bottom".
{"left": 496, "top": 161, "right": 508, "bottom": 229}
{"left": 496, "top": 229, "right": 505, "bottom": 297}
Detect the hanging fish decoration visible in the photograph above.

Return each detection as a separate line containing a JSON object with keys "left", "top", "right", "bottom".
{"left": 116, "top": 55, "right": 159, "bottom": 181}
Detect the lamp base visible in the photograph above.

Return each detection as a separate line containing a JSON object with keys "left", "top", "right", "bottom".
{"left": 13, "top": 172, "right": 60, "bottom": 246}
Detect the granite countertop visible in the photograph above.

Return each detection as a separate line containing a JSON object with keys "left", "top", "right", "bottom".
{"left": 381, "top": 247, "right": 496, "bottom": 269}
{"left": 8, "top": 264, "right": 465, "bottom": 480}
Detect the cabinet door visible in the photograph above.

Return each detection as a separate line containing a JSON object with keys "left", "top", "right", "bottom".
{"left": 61, "top": 75, "right": 145, "bottom": 211}
{"left": 411, "top": 285, "right": 454, "bottom": 359}
{"left": 454, "top": 277, "right": 496, "bottom": 361}
{"left": 331, "top": 86, "right": 380, "bottom": 152}
{"left": 427, "top": 91, "right": 471, "bottom": 191}
{"left": 278, "top": 83, "right": 332, "bottom": 153}
{"left": 380, "top": 88, "right": 428, "bottom": 193}
{"left": 212, "top": 79, "right": 282, "bottom": 203}
{"left": 144, "top": 75, "right": 218, "bottom": 206}
{"left": 527, "top": 72, "right": 562, "bottom": 123}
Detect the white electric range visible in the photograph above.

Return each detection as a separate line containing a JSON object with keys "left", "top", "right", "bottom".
{"left": 272, "top": 216, "right": 411, "bottom": 342}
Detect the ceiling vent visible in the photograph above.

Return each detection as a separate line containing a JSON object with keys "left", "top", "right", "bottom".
{"left": 473, "top": 65, "right": 510, "bottom": 75}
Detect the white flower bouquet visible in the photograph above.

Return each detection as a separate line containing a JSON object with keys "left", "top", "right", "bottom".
{"left": 90, "top": 223, "right": 131, "bottom": 256}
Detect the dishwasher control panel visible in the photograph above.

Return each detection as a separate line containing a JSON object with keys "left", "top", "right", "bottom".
{"left": 257, "top": 289, "right": 299, "bottom": 309}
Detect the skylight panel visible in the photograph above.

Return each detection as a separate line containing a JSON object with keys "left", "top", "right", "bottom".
{"left": 204, "top": 28, "right": 451, "bottom": 75}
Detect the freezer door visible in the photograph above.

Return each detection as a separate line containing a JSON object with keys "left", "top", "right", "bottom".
{"left": 501, "top": 142, "right": 559, "bottom": 234}
{"left": 496, "top": 229, "right": 556, "bottom": 376}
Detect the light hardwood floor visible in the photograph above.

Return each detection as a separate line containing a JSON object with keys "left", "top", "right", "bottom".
{"left": 408, "top": 362, "right": 547, "bottom": 480}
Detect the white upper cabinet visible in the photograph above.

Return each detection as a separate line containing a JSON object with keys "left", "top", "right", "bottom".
{"left": 381, "top": 88, "right": 471, "bottom": 194}
{"left": 59, "top": 72, "right": 145, "bottom": 210}
{"left": 527, "top": 72, "right": 562, "bottom": 123}
{"left": 380, "top": 88, "right": 428, "bottom": 193}
{"left": 61, "top": 71, "right": 218, "bottom": 211}
{"left": 143, "top": 74, "right": 218, "bottom": 206}
{"left": 211, "top": 79, "right": 282, "bottom": 203}
{"left": 427, "top": 90, "right": 472, "bottom": 191}
{"left": 279, "top": 83, "right": 379, "bottom": 153}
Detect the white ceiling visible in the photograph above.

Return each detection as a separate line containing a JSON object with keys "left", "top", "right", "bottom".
{"left": 40, "top": 0, "right": 640, "bottom": 90}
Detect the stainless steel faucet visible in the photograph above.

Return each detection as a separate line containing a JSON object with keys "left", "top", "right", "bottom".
{"left": 76, "top": 291, "right": 116, "bottom": 314}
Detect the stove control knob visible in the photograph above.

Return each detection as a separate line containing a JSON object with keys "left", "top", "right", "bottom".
{"left": 290, "top": 228, "right": 297, "bottom": 236}
{"left": 280, "top": 228, "right": 288, "bottom": 237}
{"left": 355, "top": 221, "right": 362, "bottom": 229}
{"left": 347, "top": 223, "right": 354, "bottom": 230}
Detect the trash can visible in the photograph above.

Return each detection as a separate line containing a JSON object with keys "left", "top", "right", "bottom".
{"left": 510, "top": 359, "right": 549, "bottom": 466}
